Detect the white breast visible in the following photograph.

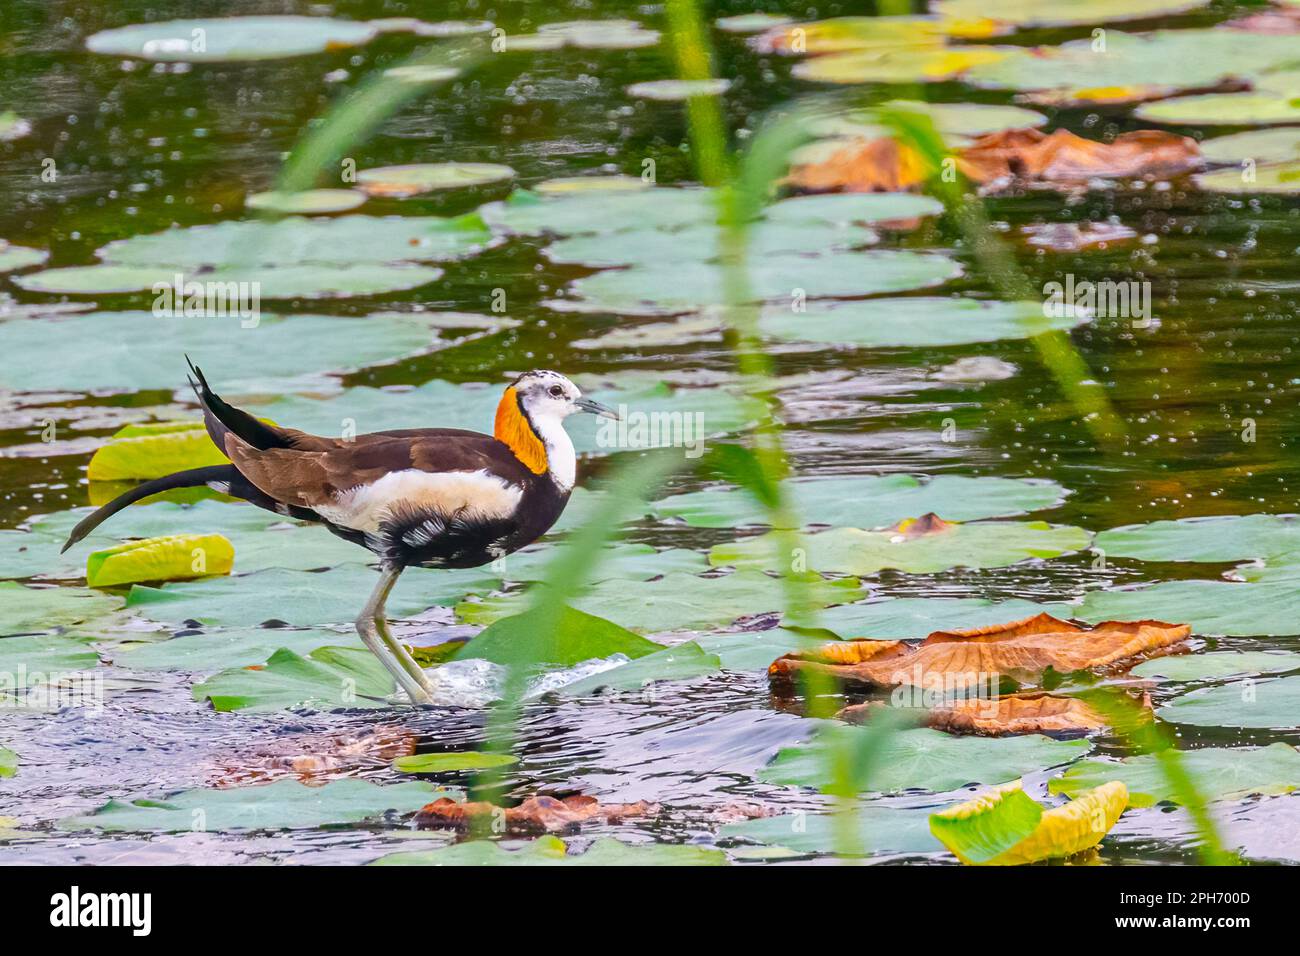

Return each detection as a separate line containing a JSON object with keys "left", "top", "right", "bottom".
{"left": 532, "top": 414, "right": 576, "bottom": 490}
{"left": 316, "top": 469, "right": 523, "bottom": 534}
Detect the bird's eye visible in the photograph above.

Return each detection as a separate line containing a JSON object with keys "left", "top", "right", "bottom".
{"left": 548, "top": 385, "right": 564, "bottom": 398}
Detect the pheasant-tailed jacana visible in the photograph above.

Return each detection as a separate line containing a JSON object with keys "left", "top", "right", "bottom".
{"left": 62, "top": 360, "right": 618, "bottom": 704}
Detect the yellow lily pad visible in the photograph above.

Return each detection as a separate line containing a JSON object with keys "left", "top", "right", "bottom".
{"left": 87, "top": 533, "right": 235, "bottom": 587}
{"left": 931, "top": 781, "right": 1128, "bottom": 865}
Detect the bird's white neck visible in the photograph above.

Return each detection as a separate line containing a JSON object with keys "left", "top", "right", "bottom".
{"left": 533, "top": 414, "right": 576, "bottom": 490}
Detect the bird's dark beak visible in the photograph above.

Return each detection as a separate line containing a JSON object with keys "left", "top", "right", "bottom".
{"left": 575, "top": 396, "right": 619, "bottom": 420}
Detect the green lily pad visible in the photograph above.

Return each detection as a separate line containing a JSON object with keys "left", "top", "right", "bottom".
{"left": 0, "top": 113, "right": 30, "bottom": 141}
{"left": 372, "top": 834, "right": 725, "bottom": 866}
{"left": 0, "top": 241, "right": 47, "bottom": 273}
{"left": 1201, "top": 128, "right": 1300, "bottom": 165}
{"left": 625, "top": 79, "right": 732, "bottom": 101}
{"left": 653, "top": 474, "right": 1068, "bottom": 529}
{"left": 1131, "top": 651, "right": 1300, "bottom": 683}
{"left": 85, "top": 16, "right": 379, "bottom": 62}
{"left": 967, "top": 30, "right": 1300, "bottom": 94}
{"left": 534, "top": 175, "right": 649, "bottom": 195}
{"left": 126, "top": 564, "right": 496, "bottom": 627}
{"left": 357, "top": 163, "right": 516, "bottom": 198}
{"left": 759, "top": 297, "right": 1087, "bottom": 348}
{"left": 543, "top": 219, "right": 879, "bottom": 268}
{"left": 814, "top": 597, "right": 1073, "bottom": 640}
{"left": 558, "top": 250, "right": 960, "bottom": 317}
{"left": 393, "top": 752, "right": 519, "bottom": 773}
{"left": 1076, "top": 575, "right": 1300, "bottom": 637}
{"left": 535, "top": 20, "right": 661, "bottom": 50}
{"left": 793, "top": 45, "right": 1014, "bottom": 85}
{"left": 761, "top": 726, "right": 1090, "bottom": 795}
{"left": 457, "top": 572, "right": 862, "bottom": 632}
{"left": 114, "top": 626, "right": 360, "bottom": 673}
{"left": 928, "top": 786, "right": 1045, "bottom": 864}
{"left": 499, "top": 543, "right": 708, "bottom": 584}
{"left": 0, "top": 310, "right": 466, "bottom": 394}
{"left": 935, "top": 0, "right": 1212, "bottom": 27}
{"left": 1158, "top": 675, "right": 1300, "bottom": 729}
{"left": 1196, "top": 162, "right": 1300, "bottom": 194}
{"left": 1050, "top": 743, "right": 1300, "bottom": 807}
{"left": 0, "top": 583, "right": 121, "bottom": 636}
{"left": 694, "top": 629, "right": 831, "bottom": 671}
{"left": 194, "top": 645, "right": 395, "bottom": 712}
{"left": 1137, "top": 93, "right": 1300, "bottom": 126}
{"left": 0, "top": 747, "right": 16, "bottom": 778}
{"left": 1094, "top": 514, "right": 1300, "bottom": 564}
{"left": 452, "top": 605, "right": 663, "bottom": 669}
{"left": 556, "top": 641, "right": 723, "bottom": 695}
{"left": 716, "top": 13, "right": 794, "bottom": 33}
{"left": 711, "top": 521, "right": 1092, "bottom": 576}
{"left": 245, "top": 189, "right": 367, "bottom": 214}
{"left": 721, "top": 805, "right": 941, "bottom": 857}
{"left": 58, "top": 778, "right": 438, "bottom": 832}
{"left": 15, "top": 214, "right": 490, "bottom": 299}
{"left": 0, "top": 634, "right": 99, "bottom": 685}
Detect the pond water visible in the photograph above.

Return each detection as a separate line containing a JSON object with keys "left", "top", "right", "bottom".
{"left": 1, "top": 0, "right": 1299, "bottom": 864}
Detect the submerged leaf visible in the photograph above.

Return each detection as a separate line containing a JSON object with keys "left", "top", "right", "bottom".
{"left": 413, "top": 794, "right": 656, "bottom": 832}
{"left": 840, "top": 693, "right": 1108, "bottom": 736}
{"left": 770, "top": 613, "right": 1191, "bottom": 692}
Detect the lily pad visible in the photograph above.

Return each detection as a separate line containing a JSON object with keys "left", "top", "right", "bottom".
{"left": 1131, "top": 651, "right": 1300, "bottom": 683}
{"left": 716, "top": 13, "right": 794, "bottom": 34}
{"left": 759, "top": 297, "right": 1086, "bottom": 348}
{"left": 1136, "top": 92, "right": 1300, "bottom": 126}
{"left": 721, "top": 805, "right": 941, "bottom": 858}
{"left": 1158, "top": 675, "right": 1300, "bottom": 729}
{"left": 194, "top": 645, "right": 395, "bottom": 712}
{"left": 58, "top": 778, "right": 438, "bottom": 831}
{"left": 533, "top": 175, "right": 649, "bottom": 195}
{"left": 0, "top": 310, "right": 466, "bottom": 394}
{"left": 760, "top": 725, "right": 1090, "bottom": 795}
{"left": 452, "top": 605, "right": 664, "bottom": 669}
{"left": 372, "top": 834, "right": 725, "bottom": 866}
{"left": 457, "top": 572, "right": 862, "bottom": 632}
{"left": 0, "top": 634, "right": 99, "bottom": 685}
{"left": 814, "top": 597, "right": 1072, "bottom": 640}
{"left": 126, "top": 564, "right": 497, "bottom": 627}
{"left": 653, "top": 474, "right": 1068, "bottom": 529}
{"left": 1196, "top": 162, "right": 1300, "bottom": 194}
{"left": 85, "top": 16, "right": 379, "bottom": 62}
{"left": 85, "top": 534, "right": 234, "bottom": 588}
{"left": 794, "top": 46, "right": 1013, "bottom": 85}
{"left": 1076, "top": 575, "right": 1300, "bottom": 637}
{"left": 535, "top": 20, "right": 661, "bottom": 50}
{"left": 393, "top": 752, "right": 518, "bottom": 773}
{"left": 245, "top": 189, "right": 367, "bottom": 214}
{"left": 1094, "top": 514, "right": 1300, "bottom": 564}
{"left": 0, "top": 748, "right": 15, "bottom": 778}
{"left": 0, "top": 242, "right": 47, "bottom": 273}
{"left": 1201, "top": 128, "right": 1300, "bottom": 165}
{"left": 0, "top": 583, "right": 121, "bottom": 636}
{"left": 935, "top": 0, "right": 1212, "bottom": 27}
{"left": 711, "top": 519, "right": 1092, "bottom": 575}
{"left": 1050, "top": 744, "right": 1300, "bottom": 806}
{"left": 625, "top": 79, "right": 732, "bottom": 101}
{"left": 115, "top": 626, "right": 360, "bottom": 673}
{"left": 558, "top": 250, "right": 960, "bottom": 316}
{"left": 357, "top": 163, "right": 516, "bottom": 198}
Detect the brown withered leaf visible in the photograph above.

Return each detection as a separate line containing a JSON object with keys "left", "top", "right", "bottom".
{"left": 208, "top": 725, "right": 417, "bottom": 787}
{"left": 957, "top": 128, "right": 1201, "bottom": 184}
{"left": 769, "top": 613, "right": 1191, "bottom": 692}
{"left": 785, "top": 137, "right": 930, "bottom": 193}
{"left": 413, "top": 795, "right": 658, "bottom": 834}
{"left": 838, "top": 692, "right": 1109, "bottom": 736}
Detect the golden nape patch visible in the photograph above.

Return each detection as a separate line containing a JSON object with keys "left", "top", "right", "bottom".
{"left": 494, "top": 386, "right": 548, "bottom": 475}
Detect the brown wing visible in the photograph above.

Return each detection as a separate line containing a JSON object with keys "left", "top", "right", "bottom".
{"left": 225, "top": 430, "right": 533, "bottom": 510}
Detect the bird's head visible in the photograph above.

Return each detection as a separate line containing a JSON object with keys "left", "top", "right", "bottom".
{"left": 494, "top": 370, "right": 617, "bottom": 478}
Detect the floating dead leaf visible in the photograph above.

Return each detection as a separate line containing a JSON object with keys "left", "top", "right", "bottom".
{"left": 413, "top": 795, "right": 658, "bottom": 833}
{"left": 958, "top": 128, "right": 1202, "bottom": 185}
{"left": 208, "top": 725, "right": 416, "bottom": 787}
{"left": 769, "top": 613, "right": 1191, "bottom": 692}
{"left": 1021, "top": 221, "right": 1138, "bottom": 252}
{"left": 838, "top": 692, "right": 1109, "bottom": 736}
{"left": 785, "top": 137, "right": 929, "bottom": 193}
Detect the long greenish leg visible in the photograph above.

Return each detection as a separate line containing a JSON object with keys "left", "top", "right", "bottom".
{"left": 356, "top": 566, "right": 431, "bottom": 704}
{"left": 370, "top": 566, "right": 435, "bottom": 699}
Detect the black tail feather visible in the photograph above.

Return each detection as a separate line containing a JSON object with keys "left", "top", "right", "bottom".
{"left": 184, "top": 354, "right": 289, "bottom": 452}
{"left": 60, "top": 465, "right": 239, "bottom": 553}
